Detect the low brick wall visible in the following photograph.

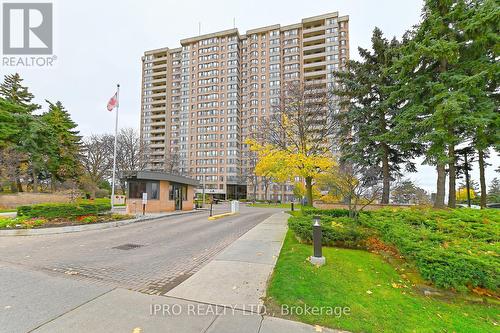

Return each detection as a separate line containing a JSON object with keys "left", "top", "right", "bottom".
{"left": 313, "top": 202, "right": 413, "bottom": 211}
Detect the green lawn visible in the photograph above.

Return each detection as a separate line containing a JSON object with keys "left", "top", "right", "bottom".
{"left": 0, "top": 208, "right": 16, "bottom": 213}
{"left": 267, "top": 230, "right": 499, "bottom": 333}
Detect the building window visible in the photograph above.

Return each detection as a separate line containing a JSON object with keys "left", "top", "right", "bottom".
{"left": 128, "top": 180, "right": 160, "bottom": 199}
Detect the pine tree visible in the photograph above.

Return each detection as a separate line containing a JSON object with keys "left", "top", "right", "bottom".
{"left": 391, "top": 0, "right": 472, "bottom": 208}
{"left": 333, "top": 28, "right": 418, "bottom": 204}
{"left": 0, "top": 73, "right": 39, "bottom": 112}
{"left": 0, "top": 98, "right": 22, "bottom": 147}
{"left": 0, "top": 73, "right": 40, "bottom": 191}
{"left": 489, "top": 178, "right": 500, "bottom": 195}
{"left": 41, "top": 101, "right": 82, "bottom": 190}
{"left": 457, "top": 0, "right": 500, "bottom": 208}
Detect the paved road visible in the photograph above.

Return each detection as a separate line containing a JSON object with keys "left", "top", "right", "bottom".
{"left": 0, "top": 204, "right": 281, "bottom": 295}
{"left": 0, "top": 205, "right": 284, "bottom": 332}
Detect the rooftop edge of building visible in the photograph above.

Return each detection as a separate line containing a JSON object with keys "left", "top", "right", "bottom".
{"left": 180, "top": 28, "right": 239, "bottom": 45}
{"left": 143, "top": 11, "right": 348, "bottom": 55}
{"left": 302, "top": 11, "right": 339, "bottom": 23}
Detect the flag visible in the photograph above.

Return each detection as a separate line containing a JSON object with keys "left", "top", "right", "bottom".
{"left": 107, "top": 92, "right": 118, "bottom": 111}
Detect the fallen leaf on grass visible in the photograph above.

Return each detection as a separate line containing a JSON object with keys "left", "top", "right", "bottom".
{"left": 366, "top": 290, "right": 373, "bottom": 295}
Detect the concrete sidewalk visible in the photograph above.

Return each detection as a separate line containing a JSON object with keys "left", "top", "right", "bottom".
{"left": 31, "top": 211, "right": 345, "bottom": 333}
{"left": 166, "top": 211, "right": 288, "bottom": 308}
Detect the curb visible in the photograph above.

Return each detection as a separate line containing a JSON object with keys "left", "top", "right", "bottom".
{"left": 208, "top": 212, "right": 238, "bottom": 220}
{"left": 0, "top": 210, "right": 206, "bottom": 237}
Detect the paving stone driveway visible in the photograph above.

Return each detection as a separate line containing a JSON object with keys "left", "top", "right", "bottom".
{"left": 0, "top": 205, "right": 282, "bottom": 295}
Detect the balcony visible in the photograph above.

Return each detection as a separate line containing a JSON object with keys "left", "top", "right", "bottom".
{"left": 304, "top": 70, "right": 327, "bottom": 78}
{"left": 303, "top": 51, "right": 326, "bottom": 61}
{"left": 303, "top": 34, "right": 326, "bottom": 44}
{"left": 150, "top": 92, "right": 166, "bottom": 98}
{"left": 152, "top": 70, "right": 167, "bottom": 77}
{"left": 303, "top": 44, "right": 326, "bottom": 53}
{"left": 150, "top": 127, "right": 165, "bottom": 134}
{"left": 303, "top": 25, "right": 326, "bottom": 36}
{"left": 151, "top": 120, "right": 166, "bottom": 126}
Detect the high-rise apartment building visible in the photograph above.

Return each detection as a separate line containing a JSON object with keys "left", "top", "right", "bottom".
{"left": 140, "top": 12, "right": 349, "bottom": 201}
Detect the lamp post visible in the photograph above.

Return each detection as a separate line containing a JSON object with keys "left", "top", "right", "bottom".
{"left": 309, "top": 215, "right": 326, "bottom": 266}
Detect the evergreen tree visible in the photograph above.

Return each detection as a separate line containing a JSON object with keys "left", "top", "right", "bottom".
{"left": 489, "top": 178, "right": 500, "bottom": 195}
{"left": 41, "top": 101, "right": 82, "bottom": 190}
{"left": 391, "top": 0, "right": 471, "bottom": 208}
{"left": 0, "top": 73, "right": 39, "bottom": 112}
{"left": 0, "top": 98, "right": 22, "bottom": 147}
{"left": 333, "top": 28, "right": 418, "bottom": 204}
{"left": 0, "top": 73, "right": 40, "bottom": 191}
{"left": 457, "top": 0, "right": 499, "bottom": 208}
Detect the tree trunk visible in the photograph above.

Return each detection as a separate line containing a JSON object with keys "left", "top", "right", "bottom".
{"left": 478, "top": 150, "right": 487, "bottom": 209}
{"left": 253, "top": 176, "right": 257, "bottom": 202}
{"left": 381, "top": 143, "right": 390, "bottom": 204}
{"left": 305, "top": 176, "right": 313, "bottom": 207}
{"left": 447, "top": 144, "right": 456, "bottom": 208}
{"left": 434, "top": 163, "right": 446, "bottom": 208}
{"left": 32, "top": 168, "right": 38, "bottom": 193}
{"left": 51, "top": 175, "right": 56, "bottom": 192}
{"left": 16, "top": 177, "right": 23, "bottom": 192}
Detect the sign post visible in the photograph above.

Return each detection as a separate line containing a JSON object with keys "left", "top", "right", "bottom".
{"left": 142, "top": 193, "right": 148, "bottom": 216}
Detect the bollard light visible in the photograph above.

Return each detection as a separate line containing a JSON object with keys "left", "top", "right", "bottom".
{"left": 309, "top": 215, "right": 326, "bottom": 266}
{"left": 291, "top": 202, "right": 294, "bottom": 211}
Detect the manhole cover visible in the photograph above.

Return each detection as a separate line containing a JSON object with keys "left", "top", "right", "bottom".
{"left": 113, "top": 243, "right": 144, "bottom": 250}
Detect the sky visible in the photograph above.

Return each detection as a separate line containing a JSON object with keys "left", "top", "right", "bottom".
{"left": 1, "top": 0, "right": 498, "bottom": 194}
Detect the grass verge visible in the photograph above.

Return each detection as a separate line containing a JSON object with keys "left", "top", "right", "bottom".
{"left": 266, "top": 230, "right": 499, "bottom": 333}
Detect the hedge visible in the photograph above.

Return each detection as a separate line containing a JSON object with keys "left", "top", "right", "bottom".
{"left": 288, "top": 207, "right": 500, "bottom": 292}
{"left": 288, "top": 215, "right": 371, "bottom": 248}
{"left": 357, "top": 208, "right": 500, "bottom": 292}
{"left": 17, "top": 202, "right": 111, "bottom": 219}
{"left": 301, "top": 207, "right": 351, "bottom": 218}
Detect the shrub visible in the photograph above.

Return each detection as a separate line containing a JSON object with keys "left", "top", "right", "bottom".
{"left": 289, "top": 207, "right": 500, "bottom": 292}
{"left": 17, "top": 202, "right": 111, "bottom": 219}
{"left": 358, "top": 208, "right": 500, "bottom": 292}
{"left": 95, "top": 189, "right": 109, "bottom": 198}
{"left": 288, "top": 215, "right": 371, "bottom": 248}
{"left": 302, "top": 207, "right": 352, "bottom": 218}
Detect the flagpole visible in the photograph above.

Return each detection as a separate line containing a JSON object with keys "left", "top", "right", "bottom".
{"left": 111, "top": 84, "right": 120, "bottom": 211}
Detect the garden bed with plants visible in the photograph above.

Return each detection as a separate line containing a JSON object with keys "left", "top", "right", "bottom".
{"left": 0, "top": 201, "right": 133, "bottom": 229}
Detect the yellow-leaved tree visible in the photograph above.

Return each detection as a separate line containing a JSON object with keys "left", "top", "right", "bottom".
{"left": 456, "top": 187, "right": 476, "bottom": 202}
{"left": 246, "top": 81, "right": 337, "bottom": 206}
